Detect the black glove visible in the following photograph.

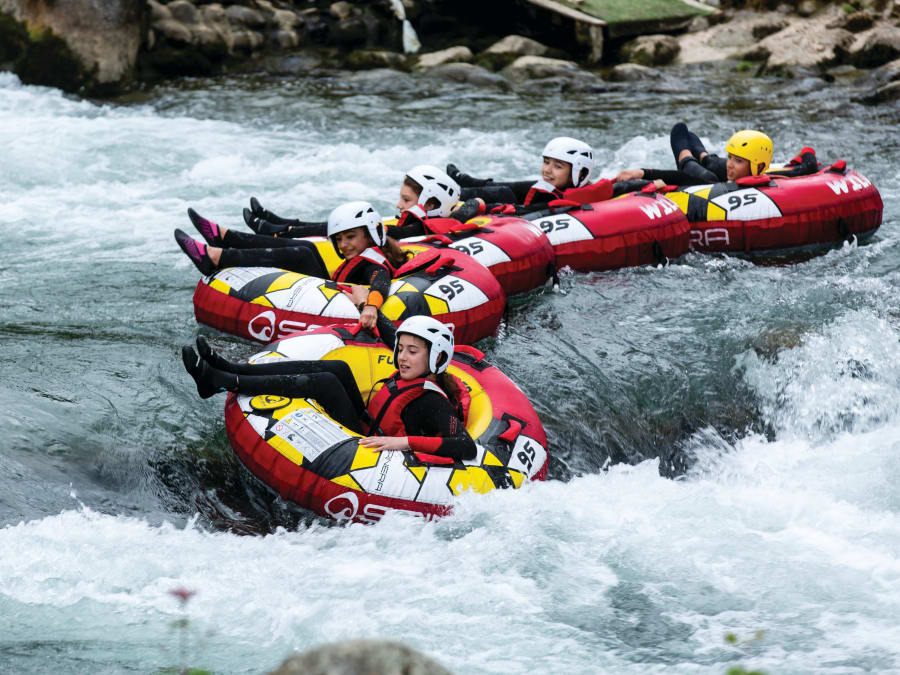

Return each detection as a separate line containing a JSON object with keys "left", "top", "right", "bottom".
{"left": 449, "top": 198, "right": 482, "bottom": 223}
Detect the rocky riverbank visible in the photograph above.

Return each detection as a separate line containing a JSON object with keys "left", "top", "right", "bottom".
{"left": 1, "top": 0, "right": 899, "bottom": 103}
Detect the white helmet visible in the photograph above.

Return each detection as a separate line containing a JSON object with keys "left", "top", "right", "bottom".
{"left": 405, "top": 165, "right": 461, "bottom": 218}
{"left": 394, "top": 315, "right": 455, "bottom": 374}
{"left": 542, "top": 136, "right": 595, "bottom": 188}
{"left": 327, "top": 201, "right": 385, "bottom": 256}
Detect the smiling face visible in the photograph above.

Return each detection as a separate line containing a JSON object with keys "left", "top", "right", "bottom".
{"left": 726, "top": 153, "right": 752, "bottom": 181}
{"left": 542, "top": 156, "right": 572, "bottom": 190}
{"left": 395, "top": 334, "right": 431, "bottom": 380}
{"left": 333, "top": 226, "right": 373, "bottom": 259}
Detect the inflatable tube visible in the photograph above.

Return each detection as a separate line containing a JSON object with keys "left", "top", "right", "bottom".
{"left": 193, "top": 239, "right": 506, "bottom": 346}
{"left": 223, "top": 326, "right": 549, "bottom": 523}
{"left": 522, "top": 191, "right": 691, "bottom": 272}
{"left": 666, "top": 165, "right": 883, "bottom": 256}
{"left": 397, "top": 216, "right": 556, "bottom": 296}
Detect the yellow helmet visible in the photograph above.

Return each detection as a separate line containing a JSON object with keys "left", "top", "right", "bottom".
{"left": 725, "top": 130, "right": 773, "bottom": 176}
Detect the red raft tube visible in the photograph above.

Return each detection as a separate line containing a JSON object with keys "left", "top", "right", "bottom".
{"left": 666, "top": 162, "right": 883, "bottom": 256}
{"left": 193, "top": 239, "right": 506, "bottom": 346}
{"left": 397, "top": 215, "right": 556, "bottom": 296}
{"left": 521, "top": 190, "right": 692, "bottom": 272}
{"left": 224, "top": 325, "right": 549, "bottom": 524}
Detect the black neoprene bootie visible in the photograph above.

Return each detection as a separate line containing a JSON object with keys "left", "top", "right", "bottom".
{"left": 243, "top": 208, "right": 289, "bottom": 235}
{"left": 182, "top": 346, "right": 236, "bottom": 399}
{"left": 249, "top": 197, "right": 292, "bottom": 225}
{"left": 195, "top": 335, "right": 235, "bottom": 372}
{"left": 670, "top": 122, "right": 692, "bottom": 162}
{"left": 446, "top": 163, "right": 493, "bottom": 188}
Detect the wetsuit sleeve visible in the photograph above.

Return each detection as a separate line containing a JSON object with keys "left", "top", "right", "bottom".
{"left": 641, "top": 168, "right": 713, "bottom": 186}
{"left": 283, "top": 221, "right": 327, "bottom": 238}
{"left": 471, "top": 180, "right": 534, "bottom": 203}
{"left": 387, "top": 220, "right": 427, "bottom": 239}
{"left": 344, "top": 260, "right": 392, "bottom": 299}
{"left": 376, "top": 311, "right": 397, "bottom": 350}
{"left": 460, "top": 185, "right": 518, "bottom": 204}
{"left": 402, "top": 393, "right": 476, "bottom": 460}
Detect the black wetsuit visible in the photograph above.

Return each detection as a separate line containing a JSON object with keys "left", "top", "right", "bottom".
{"left": 208, "top": 314, "right": 476, "bottom": 461}
{"left": 639, "top": 148, "right": 820, "bottom": 187}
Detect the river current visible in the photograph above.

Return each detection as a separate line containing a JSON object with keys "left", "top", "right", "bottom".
{"left": 1, "top": 66, "right": 899, "bottom": 673}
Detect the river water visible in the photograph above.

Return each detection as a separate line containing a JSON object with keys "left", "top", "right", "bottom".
{"left": 2, "top": 65, "right": 899, "bottom": 673}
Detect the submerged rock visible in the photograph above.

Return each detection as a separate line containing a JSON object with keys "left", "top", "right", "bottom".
{"left": 422, "top": 62, "right": 510, "bottom": 89}
{"left": 608, "top": 63, "right": 663, "bottom": 81}
{"left": 268, "top": 639, "right": 452, "bottom": 675}
{"left": 501, "top": 54, "right": 578, "bottom": 81}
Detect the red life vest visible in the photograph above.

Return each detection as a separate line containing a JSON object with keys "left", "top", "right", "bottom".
{"left": 524, "top": 179, "right": 564, "bottom": 206}
{"left": 333, "top": 247, "right": 397, "bottom": 283}
{"left": 396, "top": 207, "right": 464, "bottom": 236}
{"left": 562, "top": 178, "right": 614, "bottom": 205}
{"left": 365, "top": 372, "right": 470, "bottom": 436}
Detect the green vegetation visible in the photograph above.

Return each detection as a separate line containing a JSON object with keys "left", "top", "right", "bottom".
{"left": 555, "top": 0, "right": 712, "bottom": 23}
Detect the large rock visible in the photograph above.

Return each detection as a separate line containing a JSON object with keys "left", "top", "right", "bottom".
{"left": 677, "top": 11, "right": 789, "bottom": 63}
{"left": 225, "top": 5, "right": 266, "bottom": 29}
{"left": 1, "top": 0, "right": 144, "bottom": 94}
{"left": 484, "top": 34, "right": 549, "bottom": 57}
{"left": 501, "top": 54, "right": 578, "bottom": 80}
{"left": 757, "top": 19, "right": 854, "bottom": 73}
{"left": 416, "top": 45, "right": 472, "bottom": 69}
{"left": 269, "top": 639, "right": 452, "bottom": 675}
{"left": 849, "top": 25, "right": 900, "bottom": 68}
{"left": 620, "top": 34, "right": 680, "bottom": 66}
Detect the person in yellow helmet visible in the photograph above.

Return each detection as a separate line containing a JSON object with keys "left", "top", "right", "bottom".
{"left": 615, "top": 123, "right": 816, "bottom": 187}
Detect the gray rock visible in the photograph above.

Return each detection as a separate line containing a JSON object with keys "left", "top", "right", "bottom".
{"left": 620, "top": 34, "right": 680, "bottom": 66}
{"left": 346, "top": 49, "right": 408, "bottom": 70}
{"left": 501, "top": 54, "right": 578, "bottom": 80}
{"left": 225, "top": 5, "right": 266, "bottom": 29}
{"left": 272, "top": 9, "right": 300, "bottom": 32}
{"left": 858, "top": 79, "right": 900, "bottom": 103}
{"left": 860, "top": 55, "right": 900, "bottom": 86}
{"left": 266, "top": 51, "right": 324, "bottom": 75}
{"left": 167, "top": 0, "right": 198, "bottom": 25}
{"left": 154, "top": 19, "right": 193, "bottom": 46}
{"left": 148, "top": 0, "right": 171, "bottom": 24}
{"left": 416, "top": 46, "right": 473, "bottom": 69}
{"left": 797, "top": 0, "right": 818, "bottom": 17}
{"left": 422, "top": 62, "right": 511, "bottom": 89}
{"left": 608, "top": 63, "right": 662, "bottom": 81}
{"left": 850, "top": 25, "right": 900, "bottom": 68}
{"left": 845, "top": 11, "right": 876, "bottom": 32}
{"left": 330, "top": 17, "right": 368, "bottom": 47}
{"left": 330, "top": 1, "right": 353, "bottom": 21}
{"left": 268, "top": 639, "right": 452, "bottom": 675}
{"left": 759, "top": 20, "right": 853, "bottom": 73}
{"left": 345, "top": 67, "right": 416, "bottom": 91}
{"left": 484, "top": 34, "right": 549, "bottom": 57}
{"left": 687, "top": 16, "right": 710, "bottom": 33}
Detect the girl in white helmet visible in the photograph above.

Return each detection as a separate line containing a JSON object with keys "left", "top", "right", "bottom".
{"left": 444, "top": 136, "right": 633, "bottom": 217}
{"left": 174, "top": 201, "right": 410, "bottom": 330}
{"left": 181, "top": 313, "right": 476, "bottom": 461}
